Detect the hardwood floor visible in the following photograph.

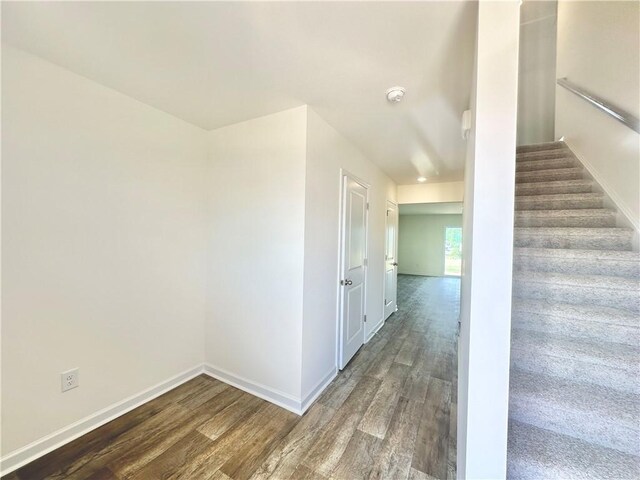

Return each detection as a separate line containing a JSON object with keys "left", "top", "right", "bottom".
{"left": 5, "top": 275, "right": 459, "bottom": 480}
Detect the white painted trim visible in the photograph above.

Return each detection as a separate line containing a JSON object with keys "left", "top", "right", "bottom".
{"left": 1, "top": 360, "right": 342, "bottom": 476}
{"left": 383, "top": 199, "right": 399, "bottom": 321}
{"left": 203, "top": 363, "right": 303, "bottom": 415}
{"left": 365, "top": 317, "right": 385, "bottom": 343}
{"left": 565, "top": 138, "right": 640, "bottom": 232}
{"left": 300, "top": 366, "right": 338, "bottom": 413}
{"left": 334, "top": 170, "right": 345, "bottom": 374}
{"left": 0, "top": 364, "right": 204, "bottom": 477}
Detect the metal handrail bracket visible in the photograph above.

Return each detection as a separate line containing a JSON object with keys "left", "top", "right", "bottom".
{"left": 557, "top": 77, "right": 640, "bottom": 134}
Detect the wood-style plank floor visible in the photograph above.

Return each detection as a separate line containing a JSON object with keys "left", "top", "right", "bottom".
{"left": 5, "top": 275, "right": 459, "bottom": 480}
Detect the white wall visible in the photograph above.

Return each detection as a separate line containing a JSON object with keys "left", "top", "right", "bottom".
{"left": 457, "top": 1, "right": 520, "bottom": 478}
{"left": 205, "top": 106, "right": 396, "bottom": 409}
{"left": 517, "top": 1, "right": 557, "bottom": 145}
{"left": 1, "top": 52, "right": 395, "bottom": 466}
{"left": 303, "top": 108, "right": 396, "bottom": 400}
{"left": 397, "top": 214, "right": 462, "bottom": 276}
{"left": 555, "top": 0, "right": 639, "bottom": 230}
{"left": 205, "top": 107, "right": 308, "bottom": 404}
{"left": 397, "top": 181, "right": 464, "bottom": 204}
{"left": 2, "top": 46, "right": 208, "bottom": 457}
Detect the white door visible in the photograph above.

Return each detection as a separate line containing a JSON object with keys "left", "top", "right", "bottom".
{"left": 338, "top": 175, "right": 368, "bottom": 370}
{"left": 384, "top": 201, "right": 398, "bottom": 319}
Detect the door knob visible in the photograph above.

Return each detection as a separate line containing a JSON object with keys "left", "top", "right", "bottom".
{"left": 392, "top": 262, "right": 398, "bottom": 266}
{"left": 342, "top": 279, "right": 353, "bottom": 286}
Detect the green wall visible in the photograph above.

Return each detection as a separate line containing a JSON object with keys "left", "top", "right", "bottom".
{"left": 398, "top": 214, "right": 463, "bottom": 276}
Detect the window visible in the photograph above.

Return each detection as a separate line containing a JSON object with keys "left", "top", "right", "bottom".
{"left": 444, "top": 227, "right": 462, "bottom": 276}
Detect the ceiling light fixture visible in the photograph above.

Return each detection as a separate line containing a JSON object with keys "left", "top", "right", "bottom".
{"left": 386, "top": 86, "right": 406, "bottom": 103}
{"left": 417, "top": 176, "right": 427, "bottom": 183}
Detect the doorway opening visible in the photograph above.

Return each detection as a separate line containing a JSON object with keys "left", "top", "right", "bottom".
{"left": 444, "top": 227, "right": 462, "bottom": 276}
{"left": 396, "top": 202, "right": 463, "bottom": 277}
{"left": 390, "top": 200, "right": 462, "bottom": 478}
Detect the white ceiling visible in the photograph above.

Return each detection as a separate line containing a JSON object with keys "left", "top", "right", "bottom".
{"left": 399, "top": 202, "right": 463, "bottom": 215}
{"left": 2, "top": 1, "right": 476, "bottom": 185}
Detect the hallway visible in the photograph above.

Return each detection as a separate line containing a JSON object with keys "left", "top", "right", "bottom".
{"left": 6, "top": 276, "right": 460, "bottom": 480}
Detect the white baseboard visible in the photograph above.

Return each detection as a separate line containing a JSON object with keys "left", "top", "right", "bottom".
{"left": 203, "top": 363, "right": 303, "bottom": 415}
{"left": 300, "top": 366, "right": 337, "bottom": 413}
{"left": 365, "top": 317, "right": 385, "bottom": 343}
{"left": 0, "top": 364, "right": 204, "bottom": 477}
{"left": 2, "top": 361, "right": 340, "bottom": 475}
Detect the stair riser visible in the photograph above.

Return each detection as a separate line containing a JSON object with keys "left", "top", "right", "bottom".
{"left": 517, "top": 142, "right": 566, "bottom": 154}
{"left": 511, "top": 312, "right": 640, "bottom": 346}
{"left": 514, "top": 233, "right": 632, "bottom": 251}
{"left": 516, "top": 170, "right": 583, "bottom": 184}
{"left": 511, "top": 349, "right": 640, "bottom": 394}
{"left": 515, "top": 198, "right": 603, "bottom": 210}
{"left": 513, "top": 256, "right": 640, "bottom": 278}
{"left": 516, "top": 158, "right": 577, "bottom": 172}
{"left": 517, "top": 150, "right": 572, "bottom": 161}
{"left": 514, "top": 215, "right": 615, "bottom": 228}
{"left": 513, "top": 281, "right": 640, "bottom": 313}
{"left": 516, "top": 182, "right": 593, "bottom": 196}
{"left": 509, "top": 396, "right": 640, "bottom": 455}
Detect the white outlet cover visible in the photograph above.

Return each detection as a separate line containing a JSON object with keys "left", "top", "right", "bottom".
{"left": 61, "top": 368, "right": 79, "bottom": 392}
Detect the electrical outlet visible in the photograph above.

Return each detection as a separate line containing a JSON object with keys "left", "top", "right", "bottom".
{"left": 61, "top": 368, "right": 79, "bottom": 392}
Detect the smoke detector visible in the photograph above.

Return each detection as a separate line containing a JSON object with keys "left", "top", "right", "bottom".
{"left": 386, "top": 86, "right": 406, "bottom": 103}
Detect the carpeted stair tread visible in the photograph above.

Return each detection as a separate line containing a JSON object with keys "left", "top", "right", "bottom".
{"left": 515, "top": 179, "right": 594, "bottom": 196}
{"left": 511, "top": 306, "right": 639, "bottom": 350}
{"left": 516, "top": 146, "right": 570, "bottom": 160}
{"left": 516, "top": 157, "right": 578, "bottom": 172}
{"left": 512, "top": 271, "right": 640, "bottom": 313}
{"left": 516, "top": 141, "right": 567, "bottom": 154}
{"left": 513, "top": 270, "right": 639, "bottom": 291}
{"left": 512, "top": 298, "right": 639, "bottom": 328}
{"left": 513, "top": 247, "right": 640, "bottom": 278}
{"left": 516, "top": 167, "right": 584, "bottom": 183}
{"left": 514, "top": 227, "right": 634, "bottom": 250}
{"left": 516, "top": 150, "right": 573, "bottom": 162}
{"left": 515, "top": 192, "right": 604, "bottom": 210}
{"left": 510, "top": 329, "right": 640, "bottom": 393}
{"left": 507, "top": 420, "right": 640, "bottom": 479}
{"left": 509, "top": 369, "right": 640, "bottom": 455}
{"left": 514, "top": 209, "right": 616, "bottom": 227}
{"left": 511, "top": 329, "right": 639, "bottom": 371}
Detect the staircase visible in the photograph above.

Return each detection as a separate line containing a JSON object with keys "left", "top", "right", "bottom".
{"left": 507, "top": 141, "right": 640, "bottom": 479}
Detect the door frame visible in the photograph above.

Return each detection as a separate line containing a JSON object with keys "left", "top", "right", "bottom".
{"left": 383, "top": 200, "right": 399, "bottom": 319}
{"left": 336, "top": 169, "right": 370, "bottom": 370}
